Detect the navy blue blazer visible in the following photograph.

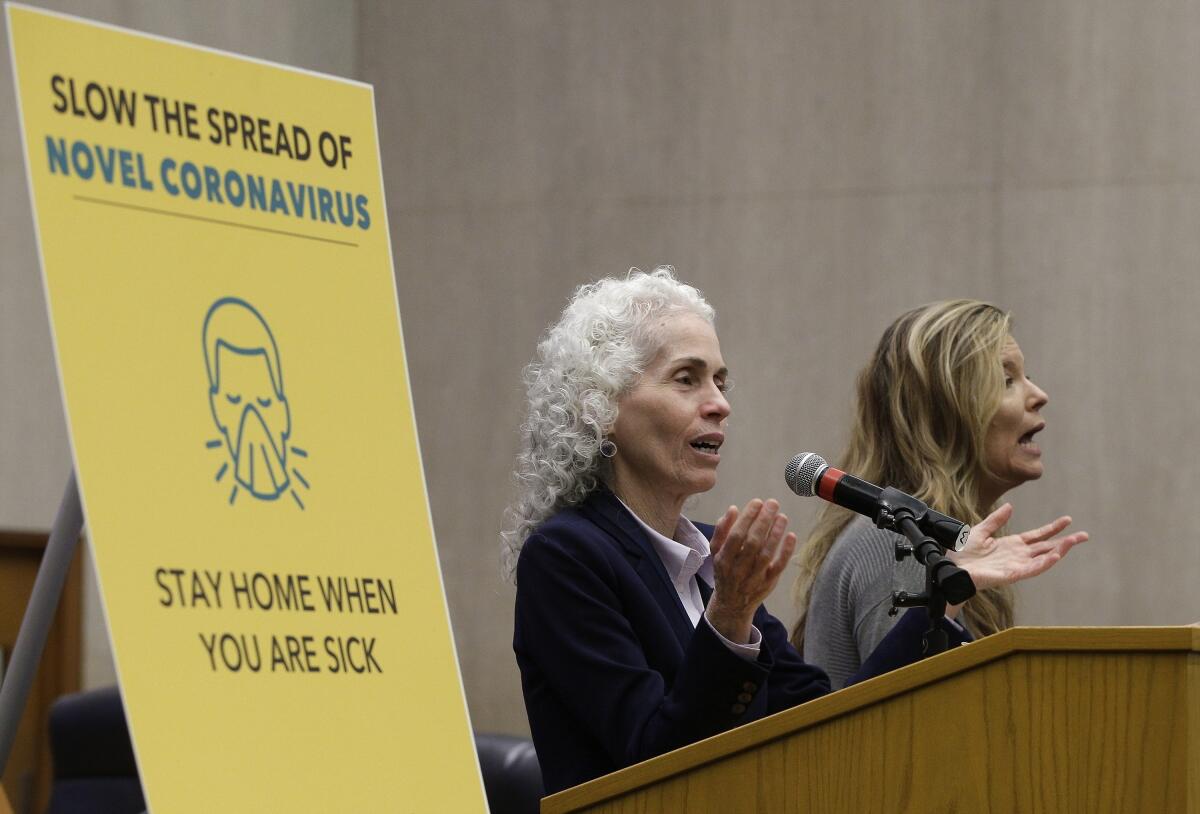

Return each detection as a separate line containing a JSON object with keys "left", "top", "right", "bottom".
{"left": 513, "top": 488, "right": 969, "bottom": 794}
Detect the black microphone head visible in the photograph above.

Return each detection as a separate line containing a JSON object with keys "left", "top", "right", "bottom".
{"left": 785, "top": 452, "right": 828, "bottom": 496}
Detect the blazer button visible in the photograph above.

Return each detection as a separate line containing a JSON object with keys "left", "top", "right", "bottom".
{"left": 736, "top": 692, "right": 753, "bottom": 704}
{"left": 742, "top": 681, "right": 757, "bottom": 693}
{"left": 730, "top": 703, "right": 746, "bottom": 715}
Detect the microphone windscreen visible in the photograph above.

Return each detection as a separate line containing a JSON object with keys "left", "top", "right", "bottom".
{"left": 784, "top": 452, "right": 827, "bottom": 496}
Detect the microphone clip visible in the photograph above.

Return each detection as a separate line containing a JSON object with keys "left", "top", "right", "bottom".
{"left": 872, "top": 487, "right": 937, "bottom": 536}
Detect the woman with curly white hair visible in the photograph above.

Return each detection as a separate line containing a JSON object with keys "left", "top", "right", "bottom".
{"left": 507, "top": 267, "right": 1082, "bottom": 794}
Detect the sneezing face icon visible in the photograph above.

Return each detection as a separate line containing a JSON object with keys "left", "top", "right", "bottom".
{"left": 203, "top": 298, "right": 309, "bottom": 509}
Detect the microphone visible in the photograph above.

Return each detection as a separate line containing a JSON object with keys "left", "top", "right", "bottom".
{"left": 784, "top": 452, "right": 971, "bottom": 552}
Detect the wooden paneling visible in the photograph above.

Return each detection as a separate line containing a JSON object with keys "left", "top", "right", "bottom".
{"left": 0, "top": 531, "right": 82, "bottom": 814}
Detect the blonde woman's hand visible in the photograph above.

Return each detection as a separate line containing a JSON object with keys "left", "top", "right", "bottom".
{"left": 949, "top": 502, "right": 1088, "bottom": 591}
{"left": 706, "top": 499, "right": 797, "bottom": 644}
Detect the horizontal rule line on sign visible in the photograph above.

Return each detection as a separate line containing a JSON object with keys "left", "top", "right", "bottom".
{"left": 72, "top": 194, "right": 360, "bottom": 248}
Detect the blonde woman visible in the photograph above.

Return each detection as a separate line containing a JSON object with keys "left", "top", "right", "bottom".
{"left": 792, "top": 300, "right": 1087, "bottom": 688}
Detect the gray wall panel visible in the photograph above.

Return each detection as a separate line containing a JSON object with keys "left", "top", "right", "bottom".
{"left": 363, "top": 0, "right": 1200, "bottom": 736}
{"left": 999, "top": 1, "right": 1200, "bottom": 183}
{"left": 998, "top": 185, "right": 1200, "bottom": 625}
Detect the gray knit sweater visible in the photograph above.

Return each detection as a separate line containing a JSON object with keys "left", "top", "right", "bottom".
{"left": 801, "top": 516, "right": 928, "bottom": 689}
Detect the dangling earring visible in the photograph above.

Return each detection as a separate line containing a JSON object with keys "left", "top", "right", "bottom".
{"left": 599, "top": 439, "right": 617, "bottom": 458}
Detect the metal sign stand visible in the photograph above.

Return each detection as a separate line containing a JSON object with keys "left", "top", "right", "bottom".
{"left": 0, "top": 472, "right": 84, "bottom": 776}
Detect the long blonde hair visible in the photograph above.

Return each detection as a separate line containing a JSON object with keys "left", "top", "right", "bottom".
{"left": 791, "top": 299, "right": 1015, "bottom": 650}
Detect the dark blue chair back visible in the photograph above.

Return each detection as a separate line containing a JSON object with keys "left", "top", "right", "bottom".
{"left": 44, "top": 687, "right": 143, "bottom": 814}
{"left": 43, "top": 688, "right": 543, "bottom": 814}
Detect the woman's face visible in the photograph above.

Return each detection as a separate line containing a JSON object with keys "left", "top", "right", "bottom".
{"left": 609, "top": 313, "right": 730, "bottom": 508}
{"left": 981, "top": 337, "right": 1049, "bottom": 500}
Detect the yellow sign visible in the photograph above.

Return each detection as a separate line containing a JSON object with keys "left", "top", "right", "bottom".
{"left": 7, "top": 5, "right": 487, "bottom": 810}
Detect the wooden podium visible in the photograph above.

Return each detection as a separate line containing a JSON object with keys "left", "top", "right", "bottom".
{"left": 543, "top": 627, "right": 1200, "bottom": 813}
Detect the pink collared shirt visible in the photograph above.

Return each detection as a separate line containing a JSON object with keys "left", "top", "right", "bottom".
{"left": 618, "top": 499, "right": 762, "bottom": 660}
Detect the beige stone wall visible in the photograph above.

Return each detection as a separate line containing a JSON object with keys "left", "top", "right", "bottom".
{"left": 361, "top": 0, "right": 1200, "bottom": 736}
{"left": 4, "top": 1, "right": 1198, "bottom": 739}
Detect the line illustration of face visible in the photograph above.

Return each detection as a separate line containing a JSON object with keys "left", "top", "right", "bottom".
{"left": 211, "top": 343, "right": 291, "bottom": 498}
{"left": 203, "top": 297, "right": 309, "bottom": 508}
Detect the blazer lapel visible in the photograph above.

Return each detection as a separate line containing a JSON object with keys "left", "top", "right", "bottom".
{"left": 581, "top": 489, "right": 696, "bottom": 643}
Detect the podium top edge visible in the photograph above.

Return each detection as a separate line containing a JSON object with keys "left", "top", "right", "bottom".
{"left": 1003, "top": 629, "right": 1200, "bottom": 653}
{"left": 1003, "top": 624, "right": 1200, "bottom": 651}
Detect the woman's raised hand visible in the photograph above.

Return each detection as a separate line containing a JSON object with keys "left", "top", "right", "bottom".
{"left": 705, "top": 499, "right": 797, "bottom": 644}
{"left": 950, "top": 502, "right": 1088, "bottom": 591}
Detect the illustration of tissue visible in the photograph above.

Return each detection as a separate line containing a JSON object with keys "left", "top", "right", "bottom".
{"left": 203, "top": 297, "right": 309, "bottom": 509}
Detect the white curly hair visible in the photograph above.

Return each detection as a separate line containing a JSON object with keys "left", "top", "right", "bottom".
{"left": 501, "top": 266, "right": 715, "bottom": 580}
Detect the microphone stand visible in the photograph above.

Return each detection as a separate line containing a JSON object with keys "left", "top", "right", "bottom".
{"left": 877, "top": 487, "right": 976, "bottom": 657}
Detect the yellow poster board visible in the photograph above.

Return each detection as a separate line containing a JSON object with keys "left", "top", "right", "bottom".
{"left": 6, "top": 5, "right": 487, "bottom": 811}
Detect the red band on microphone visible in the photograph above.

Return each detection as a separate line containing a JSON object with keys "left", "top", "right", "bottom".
{"left": 817, "top": 467, "right": 845, "bottom": 502}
